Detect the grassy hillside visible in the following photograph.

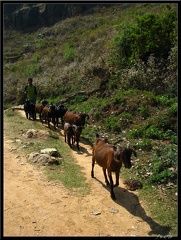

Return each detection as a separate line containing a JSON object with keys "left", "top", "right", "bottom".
{"left": 3, "top": 3, "right": 177, "bottom": 235}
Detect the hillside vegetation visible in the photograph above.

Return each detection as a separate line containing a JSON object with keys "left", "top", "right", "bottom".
{"left": 3, "top": 3, "right": 178, "bottom": 235}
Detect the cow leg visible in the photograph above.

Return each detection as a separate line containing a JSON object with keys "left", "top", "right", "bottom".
{"left": 61, "top": 117, "right": 63, "bottom": 126}
{"left": 114, "top": 172, "right": 119, "bottom": 187}
{"left": 52, "top": 117, "right": 56, "bottom": 129}
{"left": 91, "top": 156, "right": 95, "bottom": 178}
{"left": 25, "top": 112, "right": 28, "bottom": 119}
{"left": 103, "top": 168, "right": 110, "bottom": 186}
{"left": 71, "top": 136, "right": 74, "bottom": 145}
{"left": 77, "top": 141, "right": 80, "bottom": 151}
{"left": 108, "top": 171, "right": 116, "bottom": 200}
{"left": 56, "top": 117, "right": 59, "bottom": 127}
{"left": 48, "top": 118, "right": 50, "bottom": 128}
{"left": 33, "top": 112, "right": 36, "bottom": 120}
{"left": 68, "top": 136, "right": 72, "bottom": 148}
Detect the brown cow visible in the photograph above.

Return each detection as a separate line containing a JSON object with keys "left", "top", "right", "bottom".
{"left": 91, "top": 134, "right": 137, "bottom": 199}
{"left": 35, "top": 100, "right": 48, "bottom": 120}
{"left": 72, "top": 125, "right": 83, "bottom": 151}
{"left": 64, "top": 122, "right": 74, "bottom": 148}
{"left": 64, "top": 110, "right": 89, "bottom": 127}
{"left": 41, "top": 104, "right": 56, "bottom": 129}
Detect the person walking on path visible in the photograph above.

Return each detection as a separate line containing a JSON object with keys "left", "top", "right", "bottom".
{"left": 24, "top": 77, "right": 37, "bottom": 104}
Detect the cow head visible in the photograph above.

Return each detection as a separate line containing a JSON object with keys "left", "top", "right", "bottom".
{"left": 120, "top": 144, "right": 137, "bottom": 169}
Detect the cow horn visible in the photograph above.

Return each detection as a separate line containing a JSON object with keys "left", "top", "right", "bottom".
{"left": 127, "top": 142, "right": 130, "bottom": 148}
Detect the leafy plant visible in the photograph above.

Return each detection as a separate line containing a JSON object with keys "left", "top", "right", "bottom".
{"left": 104, "top": 115, "right": 122, "bottom": 132}
{"left": 139, "top": 106, "right": 149, "bottom": 118}
{"left": 145, "top": 125, "right": 163, "bottom": 139}
{"left": 169, "top": 102, "right": 177, "bottom": 117}
{"left": 23, "top": 64, "right": 41, "bottom": 77}
{"left": 35, "top": 38, "right": 48, "bottom": 49}
{"left": 129, "top": 126, "right": 145, "bottom": 138}
{"left": 63, "top": 43, "right": 77, "bottom": 62}
{"left": 147, "top": 145, "right": 177, "bottom": 184}
{"left": 112, "top": 10, "right": 176, "bottom": 67}
{"left": 135, "top": 138, "right": 152, "bottom": 151}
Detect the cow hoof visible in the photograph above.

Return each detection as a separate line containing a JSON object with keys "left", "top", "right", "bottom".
{"left": 111, "top": 195, "right": 116, "bottom": 200}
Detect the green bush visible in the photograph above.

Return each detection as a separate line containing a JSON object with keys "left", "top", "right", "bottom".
{"left": 35, "top": 38, "right": 48, "bottom": 49}
{"left": 69, "top": 94, "right": 88, "bottom": 105}
{"left": 147, "top": 145, "right": 177, "bottom": 184}
{"left": 129, "top": 126, "right": 145, "bottom": 138}
{"left": 145, "top": 125, "right": 162, "bottom": 139}
{"left": 157, "top": 115, "right": 170, "bottom": 131}
{"left": 139, "top": 106, "right": 149, "bottom": 118}
{"left": 112, "top": 10, "right": 176, "bottom": 67}
{"left": 135, "top": 138, "right": 152, "bottom": 151}
{"left": 169, "top": 102, "right": 177, "bottom": 117}
{"left": 105, "top": 115, "right": 122, "bottom": 132}
{"left": 63, "top": 43, "right": 77, "bottom": 62}
{"left": 156, "top": 95, "right": 175, "bottom": 106}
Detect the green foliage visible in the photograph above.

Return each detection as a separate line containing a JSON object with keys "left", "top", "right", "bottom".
{"left": 104, "top": 115, "right": 122, "bottom": 132}
{"left": 119, "top": 112, "right": 133, "bottom": 120}
{"left": 69, "top": 94, "right": 88, "bottom": 105}
{"left": 129, "top": 125, "right": 145, "bottom": 138}
{"left": 169, "top": 102, "right": 177, "bottom": 117}
{"left": 147, "top": 145, "right": 177, "bottom": 184}
{"left": 32, "top": 53, "right": 41, "bottom": 63}
{"left": 63, "top": 43, "right": 77, "bottom": 62}
{"left": 23, "top": 64, "right": 41, "bottom": 77}
{"left": 171, "top": 135, "right": 177, "bottom": 144}
{"left": 139, "top": 106, "right": 149, "bottom": 118}
{"left": 112, "top": 10, "right": 176, "bottom": 67}
{"left": 135, "top": 138, "right": 153, "bottom": 151}
{"left": 49, "top": 131, "right": 59, "bottom": 140}
{"left": 156, "top": 95, "right": 175, "bottom": 106}
{"left": 145, "top": 125, "right": 162, "bottom": 139}
{"left": 35, "top": 38, "right": 48, "bottom": 49}
{"left": 157, "top": 115, "right": 170, "bottom": 131}
{"left": 119, "top": 112, "right": 133, "bottom": 128}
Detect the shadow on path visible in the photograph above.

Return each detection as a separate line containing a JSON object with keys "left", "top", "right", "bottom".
{"left": 93, "top": 176, "right": 171, "bottom": 236}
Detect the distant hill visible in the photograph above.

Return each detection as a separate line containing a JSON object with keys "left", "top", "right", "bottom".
{"left": 4, "top": 3, "right": 113, "bottom": 31}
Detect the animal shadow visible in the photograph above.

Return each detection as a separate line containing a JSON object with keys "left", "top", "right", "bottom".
{"left": 71, "top": 144, "right": 92, "bottom": 156}
{"left": 93, "top": 177, "right": 171, "bottom": 236}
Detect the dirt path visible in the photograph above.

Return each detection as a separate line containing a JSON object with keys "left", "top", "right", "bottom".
{"left": 4, "top": 110, "right": 165, "bottom": 236}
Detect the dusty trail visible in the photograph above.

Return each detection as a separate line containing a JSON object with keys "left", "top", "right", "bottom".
{"left": 4, "top": 110, "right": 165, "bottom": 236}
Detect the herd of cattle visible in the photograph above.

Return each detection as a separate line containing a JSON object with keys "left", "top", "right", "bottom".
{"left": 23, "top": 99, "right": 89, "bottom": 151}
{"left": 24, "top": 99, "right": 138, "bottom": 199}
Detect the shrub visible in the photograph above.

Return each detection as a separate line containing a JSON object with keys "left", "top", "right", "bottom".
{"left": 23, "top": 64, "right": 41, "bottom": 77}
{"left": 147, "top": 145, "right": 177, "bottom": 184}
{"left": 156, "top": 95, "right": 175, "bottom": 106}
{"left": 69, "top": 94, "right": 88, "bottom": 105}
{"left": 169, "top": 102, "right": 177, "bottom": 117}
{"left": 157, "top": 115, "right": 170, "bottom": 131}
{"left": 145, "top": 125, "right": 162, "bottom": 139}
{"left": 129, "top": 126, "right": 145, "bottom": 138}
{"left": 35, "top": 38, "right": 48, "bottom": 49}
{"left": 63, "top": 43, "right": 77, "bottom": 62}
{"left": 135, "top": 138, "right": 152, "bottom": 151}
{"left": 119, "top": 112, "right": 133, "bottom": 128}
{"left": 139, "top": 106, "right": 149, "bottom": 118}
{"left": 112, "top": 10, "right": 176, "bottom": 66}
{"left": 104, "top": 115, "right": 122, "bottom": 132}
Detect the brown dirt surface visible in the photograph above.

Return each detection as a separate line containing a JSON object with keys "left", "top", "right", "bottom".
{"left": 4, "top": 110, "right": 169, "bottom": 237}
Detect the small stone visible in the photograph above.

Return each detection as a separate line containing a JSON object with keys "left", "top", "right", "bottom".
{"left": 91, "top": 211, "right": 101, "bottom": 215}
